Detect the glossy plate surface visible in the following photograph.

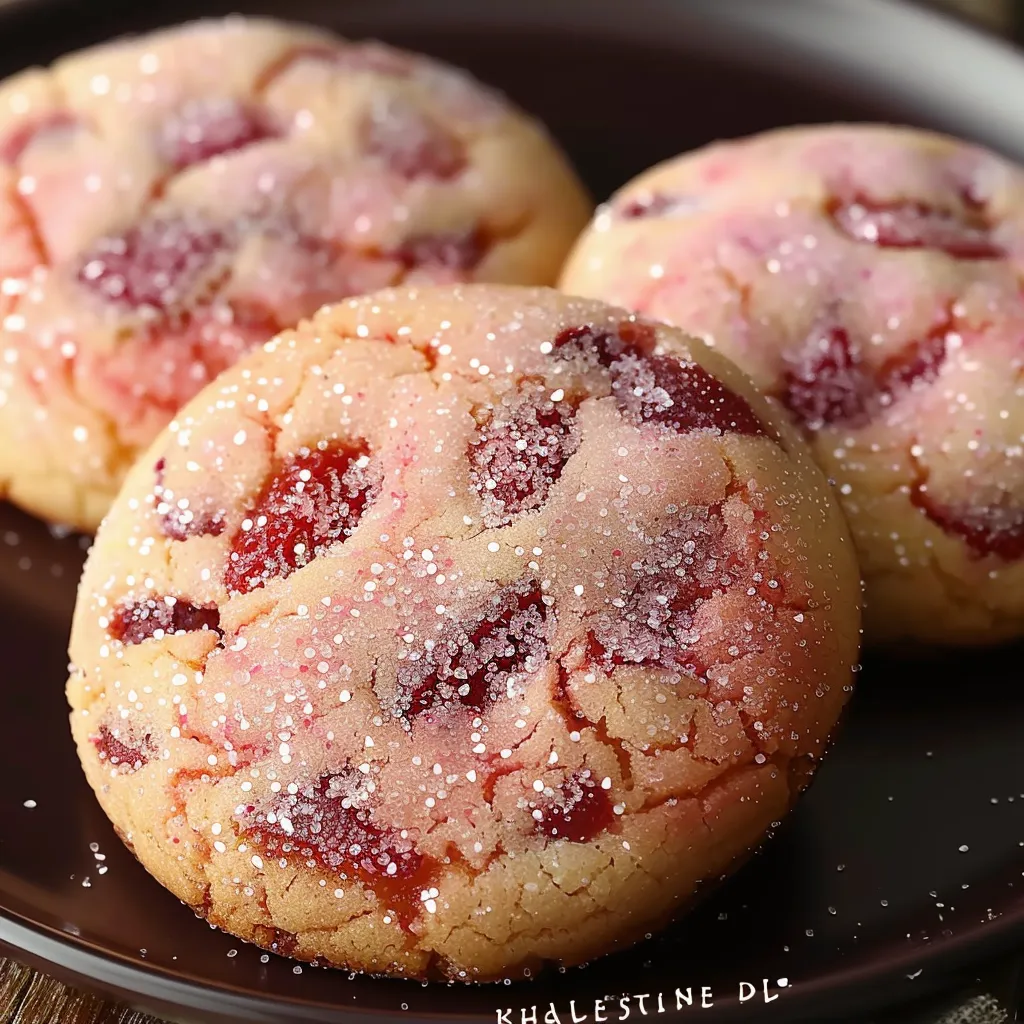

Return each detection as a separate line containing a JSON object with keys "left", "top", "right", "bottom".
{"left": 1, "top": 1, "right": 1023, "bottom": 1021}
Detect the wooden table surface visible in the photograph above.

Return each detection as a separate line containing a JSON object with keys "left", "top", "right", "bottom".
{"left": 0, "top": 0, "right": 1017, "bottom": 1022}
{"left": 0, "top": 959, "right": 162, "bottom": 1024}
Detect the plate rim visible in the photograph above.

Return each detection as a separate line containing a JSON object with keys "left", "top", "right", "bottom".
{"left": 3, "top": 887, "right": 1024, "bottom": 1023}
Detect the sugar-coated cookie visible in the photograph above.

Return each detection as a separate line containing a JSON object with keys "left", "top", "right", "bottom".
{"left": 67, "top": 284, "right": 859, "bottom": 980}
{"left": 0, "top": 18, "right": 590, "bottom": 530}
{"left": 561, "top": 125, "right": 1024, "bottom": 646}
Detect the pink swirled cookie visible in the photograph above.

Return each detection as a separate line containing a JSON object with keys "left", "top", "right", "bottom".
{"left": 67, "top": 284, "right": 859, "bottom": 980}
{"left": 561, "top": 125, "right": 1024, "bottom": 646}
{"left": 0, "top": 17, "right": 590, "bottom": 531}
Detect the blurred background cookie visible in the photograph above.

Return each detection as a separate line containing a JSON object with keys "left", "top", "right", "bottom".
{"left": 0, "top": 17, "right": 591, "bottom": 532}
{"left": 561, "top": 125, "right": 1024, "bottom": 647}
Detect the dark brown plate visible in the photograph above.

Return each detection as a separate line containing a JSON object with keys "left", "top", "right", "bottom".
{"left": 2, "top": 1, "right": 1024, "bottom": 1021}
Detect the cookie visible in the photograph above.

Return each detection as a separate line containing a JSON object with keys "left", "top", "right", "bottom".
{"left": 560, "top": 124, "right": 1024, "bottom": 646}
{"left": 0, "top": 17, "right": 591, "bottom": 531}
{"left": 67, "top": 284, "right": 859, "bottom": 980}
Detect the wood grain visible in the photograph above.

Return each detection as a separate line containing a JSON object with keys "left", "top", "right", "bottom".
{"left": 933, "top": 0, "right": 1012, "bottom": 29}
{"left": 0, "top": 960, "right": 165, "bottom": 1024}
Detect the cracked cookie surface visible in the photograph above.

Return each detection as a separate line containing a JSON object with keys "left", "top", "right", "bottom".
{"left": 560, "top": 125, "right": 1024, "bottom": 646}
{"left": 0, "top": 16, "right": 591, "bottom": 531}
{"left": 67, "top": 283, "right": 859, "bottom": 980}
